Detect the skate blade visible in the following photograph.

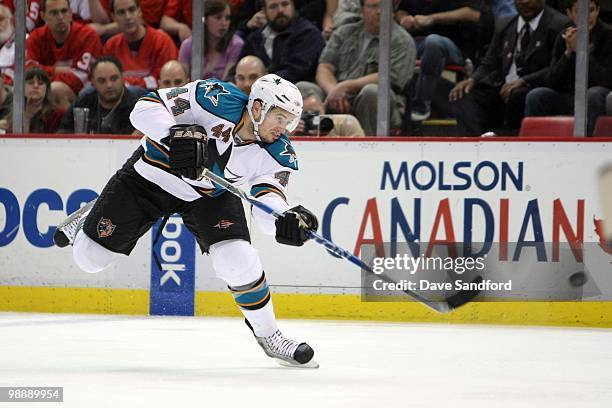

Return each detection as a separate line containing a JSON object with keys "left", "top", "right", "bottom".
{"left": 53, "top": 200, "right": 95, "bottom": 247}
{"left": 273, "top": 357, "right": 319, "bottom": 369}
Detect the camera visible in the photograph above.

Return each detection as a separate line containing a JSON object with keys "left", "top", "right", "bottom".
{"left": 302, "top": 111, "right": 334, "bottom": 135}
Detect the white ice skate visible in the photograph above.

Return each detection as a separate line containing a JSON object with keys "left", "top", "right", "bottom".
{"left": 53, "top": 200, "right": 95, "bottom": 248}
{"left": 246, "top": 320, "right": 319, "bottom": 368}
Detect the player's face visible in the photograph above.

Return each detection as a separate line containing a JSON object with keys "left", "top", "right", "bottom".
{"left": 264, "top": 0, "right": 294, "bottom": 32}
{"left": 361, "top": 0, "right": 381, "bottom": 34}
{"left": 258, "top": 106, "right": 296, "bottom": 143}
{"left": 205, "top": 6, "right": 231, "bottom": 40}
{"left": 235, "top": 64, "right": 265, "bottom": 94}
{"left": 92, "top": 62, "right": 124, "bottom": 104}
{"left": 112, "top": 0, "right": 142, "bottom": 36}
{"left": 25, "top": 77, "right": 47, "bottom": 103}
{"left": 42, "top": 0, "right": 72, "bottom": 35}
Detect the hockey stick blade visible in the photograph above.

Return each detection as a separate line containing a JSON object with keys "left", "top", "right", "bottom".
{"left": 202, "top": 169, "right": 479, "bottom": 313}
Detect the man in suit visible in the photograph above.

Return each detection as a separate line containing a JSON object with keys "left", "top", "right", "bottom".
{"left": 449, "top": 0, "right": 571, "bottom": 135}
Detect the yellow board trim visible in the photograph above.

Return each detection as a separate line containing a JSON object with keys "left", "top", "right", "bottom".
{"left": 196, "top": 291, "right": 612, "bottom": 328}
{"left": 0, "top": 286, "right": 149, "bottom": 315}
{"left": 2, "top": 286, "right": 612, "bottom": 328}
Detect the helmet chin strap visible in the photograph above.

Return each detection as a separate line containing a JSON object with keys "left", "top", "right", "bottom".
{"left": 248, "top": 103, "right": 272, "bottom": 142}
{"left": 253, "top": 126, "right": 262, "bottom": 142}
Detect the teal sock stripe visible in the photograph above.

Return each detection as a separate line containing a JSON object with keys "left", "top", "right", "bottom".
{"left": 230, "top": 275, "right": 271, "bottom": 311}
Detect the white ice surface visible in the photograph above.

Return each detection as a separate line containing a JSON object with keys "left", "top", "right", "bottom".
{"left": 1, "top": 312, "right": 612, "bottom": 408}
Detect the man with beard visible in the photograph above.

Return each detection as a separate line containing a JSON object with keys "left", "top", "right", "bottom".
{"left": 26, "top": 0, "right": 103, "bottom": 110}
{"left": 0, "top": 5, "right": 14, "bottom": 85}
{"left": 103, "top": 0, "right": 178, "bottom": 90}
{"left": 231, "top": 0, "right": 325, "bottom": 83}
{"left": 59, "top": 56, "right": 145, "bottom": 134}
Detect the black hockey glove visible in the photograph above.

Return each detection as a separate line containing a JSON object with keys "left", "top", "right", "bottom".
{"left": 275, "top": 205, "right": 319, "bottom": 247}
{"left": 163, "top": 124, "right": 208, "bottom": 180}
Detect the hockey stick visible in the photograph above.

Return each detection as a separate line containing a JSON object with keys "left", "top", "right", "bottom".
{"left": 202, "top": 168, "right": 481, "bottom": 313}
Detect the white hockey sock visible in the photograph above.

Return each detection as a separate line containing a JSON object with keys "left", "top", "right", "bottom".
{"left": 210, "top": 240, "right": 279, "bottom": 337}
{"left": 73, "top": 230, "right": 118, "bottom": 273}
{"left": 242, "top": 301, "right": 278, "bottom": 338}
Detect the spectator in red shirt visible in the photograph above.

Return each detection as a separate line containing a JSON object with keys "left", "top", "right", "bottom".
{"left": 26, "top": 0, "right": 103, "bottom": 109}
{"left": 161, "top": 0, "right": 192, "bottom": 42}
{"left": 89, "top": 0, "right": 166, "bottom": 37}
{"left": 0, "top": 0, "right": 44, "bottom": 33}
{"left": 103, "top": 0, "right": 178, "bottom": 90}
{"left": 0, "top": 67, "right": 66, "bottom": 133}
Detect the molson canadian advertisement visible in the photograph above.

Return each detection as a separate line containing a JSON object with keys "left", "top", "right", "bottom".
{"left": 1, "top": 137, "right": 611, "bottom": 324}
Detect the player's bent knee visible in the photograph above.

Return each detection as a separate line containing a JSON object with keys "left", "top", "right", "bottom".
{"left": 209, "top": 239, "right": 263, "bottom": 287}
{"left": 73, "top": 232, "right": 117, "bottom": 273}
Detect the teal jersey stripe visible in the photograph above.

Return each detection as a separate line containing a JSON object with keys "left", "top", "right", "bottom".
{"left": 260, "top": 134, "right": 299, "bottom": 170}
{"left": 145, "top": 139, "right": 170, "bottom": 166}
{"left": 140, "top": 91, "right": 164, "bottom": 103}
{"left": 209, "top": 161, "right": 226, "bottom": 197}
{"left": 250, "top": 185, "right": 272, "bottom": 196}
{"left": 250, "top": 184, "right": 286, "bottom": 201}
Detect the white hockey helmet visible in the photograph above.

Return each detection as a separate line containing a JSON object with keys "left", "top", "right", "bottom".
{"left": 247, "top": 74, "right": 303, "bottom": 140}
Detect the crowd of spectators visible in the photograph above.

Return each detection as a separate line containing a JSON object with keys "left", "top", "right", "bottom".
{"left": 1, "top": 0, "right": 611, "bottom": 136}
{"left": 451, "top": 0, "right": 571, "bottom": 135}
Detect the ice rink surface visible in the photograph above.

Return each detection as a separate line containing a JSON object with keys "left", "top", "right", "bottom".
{"left": 1, "top": 312, "right": 612, "bottom": 408}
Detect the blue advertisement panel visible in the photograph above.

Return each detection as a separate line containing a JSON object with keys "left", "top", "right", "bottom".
{"left": 150, "top": 215, "right": 196, "bottom": 316}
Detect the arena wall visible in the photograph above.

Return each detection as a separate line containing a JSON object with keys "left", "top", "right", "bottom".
{"left": 1, "top": 135, "right": 611, "bottom": 327}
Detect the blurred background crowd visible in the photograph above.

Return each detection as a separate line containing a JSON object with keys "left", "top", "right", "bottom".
{"left": 1, "top": 0, "right": 611, "bottom": 136}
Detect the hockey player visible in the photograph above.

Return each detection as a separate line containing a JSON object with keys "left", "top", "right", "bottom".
{"left": 53, "top": 74, "right": 319, "bottom": 368}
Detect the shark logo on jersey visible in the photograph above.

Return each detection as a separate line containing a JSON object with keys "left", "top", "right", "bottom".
{"left": 279, "top": 139, "right": 297, "bottom": 165}
{"left": 203, "top": 82, "right": 230, "bottom": 106}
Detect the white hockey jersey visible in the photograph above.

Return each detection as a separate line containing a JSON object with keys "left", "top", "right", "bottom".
{"left": 129, "top": 78, "right": 298, "bottom": 234}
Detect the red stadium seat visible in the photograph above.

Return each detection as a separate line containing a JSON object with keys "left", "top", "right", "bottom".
{"left": 519, "top": 116, "right": 574, "bottom": 137}
{"left": 593, "top": 116, "right": 612, "bottom": 136}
